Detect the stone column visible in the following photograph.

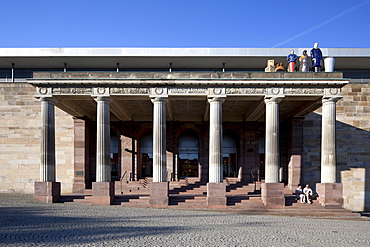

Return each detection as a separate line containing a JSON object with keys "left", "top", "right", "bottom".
{"left": 264, "top": 96, "right": 282, "bottom": 183}
{"left": 150, "top": 97, "right": 169, "bottom": 208}
{"left": 91, "top": 96, "right": 114, "bottom": 205}
{"left": 207, "top": 97, "right": 226, "bottom": 208}
{"left": 316, "top": 96, "right": 343, "bottom": 208}
{"left": 321, "top": 97, "right": 341, "bottom": 183}
{"left": 261, "top": 96, "right": 284, "bottom": 208}
{"left": 34, "top": 97, "right": 61, "bottom": 203}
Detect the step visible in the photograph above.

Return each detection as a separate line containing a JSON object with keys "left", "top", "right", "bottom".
{"left": 120, "top": 201, "right": 150, "bottom": 207}
{"left": 265, "top": 210, "right": 362, "bottom": 219}
{"left": 227, "top": 188, "right": 255, "bottom": 192}
{"left": 66, "top": 196, "right": 92, "bottom": 205}
{"left": 128, "top": 198, "right": 150, "bottom": 203}
{"left": 168, "top": 205, "right": 210, "bottom": 210}
{"left": 289, "top": 203, "right": 325, "bottom": 209}
{"left": 119, "top": 196, "right": 150, "bottom": 207}
{"left": 84, "top": 189, "right": 92, "bottom": 194}
{"left": 178, "top": 191, "right": 206, "bottom": 195}
{"left": 228, "top": 205, "right": 265, "bottom": 210}
{"left": 181, "top": 198, "right": 206, "bottom": 203}
{"left": 229, "top": 201, "right": 264, "bottom": 207}
{"left": 119, "top": 189, "right": 150, "bottom": 194}
{"left": 226, "top": 191, "right": 255, "bottom": 195}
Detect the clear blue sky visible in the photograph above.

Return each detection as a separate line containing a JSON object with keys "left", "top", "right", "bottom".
{"left": 1, "top": 0, "right": 369, "bottom": 48}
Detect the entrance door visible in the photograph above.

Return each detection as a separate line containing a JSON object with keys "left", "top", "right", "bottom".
{"left": 178, "top": 131, "right": 199, "bottom": 178}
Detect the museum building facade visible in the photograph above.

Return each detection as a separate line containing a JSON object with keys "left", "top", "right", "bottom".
{"left": 0, "top": 48, "right": 369, "bottom": 211}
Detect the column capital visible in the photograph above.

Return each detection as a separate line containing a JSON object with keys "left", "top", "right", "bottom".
{"left": 150, "top": 96, "right": 168, "bottom": 103}
{"left": 94, "top": 96, "right": 113, "bottom": 103}
{"left": 264, "top": 96, "right": 284, "bottom": 104}
{"left": 322, "top": 96, "right": 342, "bottom": 104}
{"left": 38, "top": 96, "right": 59, "bottom": 104}
{"left": 207, "top": 96, "right": 226, "bottom": 104}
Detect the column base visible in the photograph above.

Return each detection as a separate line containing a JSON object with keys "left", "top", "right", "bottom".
{"left": 316, "top": 183, "right": 343, "bottom": 208}
{"left": 207, "top": 183, "right": 226, "bottom": 209}
{"left": 150, "top": 182, "right": 169, "bottom": 208}
{"left": 33, "top": 182, "right": 61, "bottom": 203}
{"left": 72, "top": 182, "right": 86, "bottom": 194}
{"left": 91, "top": 182, "right": 115, "bottom": 205}
{"left": 261, "top": 183, "right": 285, "bottom": 209}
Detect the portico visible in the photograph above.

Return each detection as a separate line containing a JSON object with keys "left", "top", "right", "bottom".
{"left": 31, "top": 71, "right": 348, "bottom": 208}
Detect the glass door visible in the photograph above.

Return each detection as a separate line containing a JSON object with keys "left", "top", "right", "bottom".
{"left": 178, "top": 131, "right": 199, "bottom": 178}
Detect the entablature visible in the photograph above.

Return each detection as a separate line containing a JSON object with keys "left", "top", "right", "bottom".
{"left": 28, "top": 72, "right": 349, "bottom": 122}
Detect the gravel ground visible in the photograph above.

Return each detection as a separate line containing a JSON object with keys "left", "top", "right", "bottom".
{"left": 0, "top": 194, "right": 369, "bottom": 247}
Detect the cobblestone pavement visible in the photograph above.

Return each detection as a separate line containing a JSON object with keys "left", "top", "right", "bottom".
{"left": 0, "top": 194, "right": 369, "bottom": 247}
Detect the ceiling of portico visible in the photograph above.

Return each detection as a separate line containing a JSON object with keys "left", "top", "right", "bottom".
{"left": 54, "top": 94, "right": 322, "bottom": 122}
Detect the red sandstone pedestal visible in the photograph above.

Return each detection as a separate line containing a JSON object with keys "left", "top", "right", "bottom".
{"left": 150, "top": 182, "right": 169, "bottom": 208}
{"left": 73, "top": 181, "right": 86, "bottom": 194}
{"left": 33, "top": 182, "right": 61, "bottom": 203}
{"left": 207, "top": 183, "right": 226, "bottom": 209}
{"left": 261, "top": 183, "right": 285, "bottom": 209}
{"left": 91, "top": 182, "right": 115, "bottom": 205}
{"left": 316, "top": 183, "right": 343, "bottom": 208}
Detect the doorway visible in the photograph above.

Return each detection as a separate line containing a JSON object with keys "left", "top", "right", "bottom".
{"left": 178, "top": 130, "right": 199, "bottom": 178}
{"left": 140, "top": 132, "right": 153, "bottom": 178}
{"left": 110, "top": 130, "right": 119, "bottom": 181}
{"left": 223, "top": 131, "right": 238, "bottom": 177}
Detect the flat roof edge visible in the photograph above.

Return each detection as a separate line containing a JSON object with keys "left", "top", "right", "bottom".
{"left": 1, "top": 47, "right": 370, "bottom": 57}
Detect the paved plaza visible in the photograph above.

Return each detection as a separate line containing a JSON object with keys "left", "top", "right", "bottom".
{"left": 0, "top": 194, "right": 369, "bottom": 246}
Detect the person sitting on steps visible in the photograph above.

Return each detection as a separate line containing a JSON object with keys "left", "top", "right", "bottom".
{"left": 303, "top": 184, "right": 313, "bottom": 204}
{"left": 295, "top": 184, "right": 305, "bottom": 203}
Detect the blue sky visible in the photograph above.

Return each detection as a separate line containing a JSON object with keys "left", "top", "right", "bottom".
{"left": 1, "top": 0, "right": 369, "bottom": 48}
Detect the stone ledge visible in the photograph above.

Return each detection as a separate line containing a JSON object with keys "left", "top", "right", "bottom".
{"left": 32, "top": 71, "right": 344, "bottom": 80}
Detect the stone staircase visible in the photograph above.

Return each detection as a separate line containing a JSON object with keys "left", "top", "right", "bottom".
{"left": 58, "top": 180, "right": 366, "bottom": 220}
{"left": 168, "top": 179, "right": 207, "bottom": 209}
{"left": 167, "top": 179, "right": 263, "bottom": 210}
{"left": 115, "top": 178, "right": 151, "bottom": 195}
{"left": 115, "top": 195, "right": 150, "bottom": 207}
{"left": 63, "top": 189, "right": 93, "bottom": 205}
{"left": 226, "top": 195, "right": 265, "bottom": 210}
{"left": 168, "top": 195, "right": 207, "bottom": 209}
{"left": 259, "top": 195, "right": 363, "bottom": 220}
{"left": 169, "top": 181, "right": 207, "bottom": 195}
{"left": 62, "top": 179, "right": 266, "bottom": 209}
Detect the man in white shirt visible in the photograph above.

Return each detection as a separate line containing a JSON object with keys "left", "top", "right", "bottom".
{"left": 303, "top": 184, "right": 313, "bottom": 204}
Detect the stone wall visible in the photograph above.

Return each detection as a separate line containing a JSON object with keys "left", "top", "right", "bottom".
{"left": 302, "top": 83, "right": 370, "bottom": 211}
{"left": 0, "top": 83, "right": 74, "bottom": 194}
